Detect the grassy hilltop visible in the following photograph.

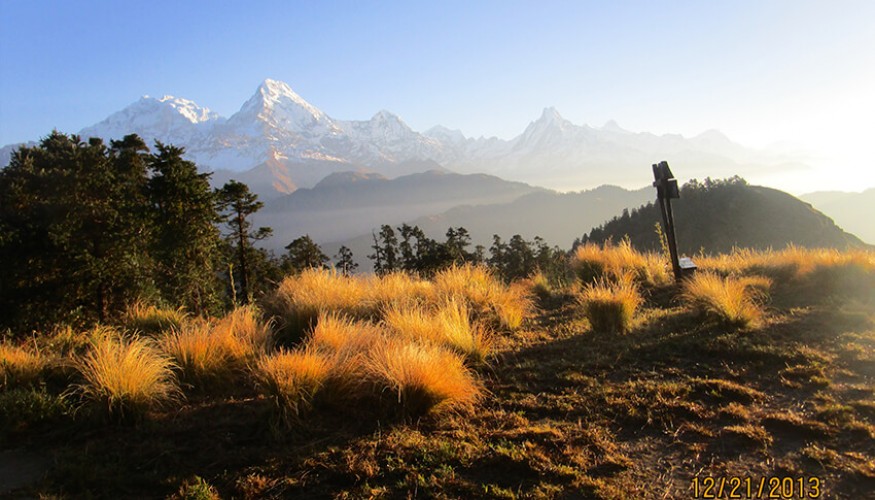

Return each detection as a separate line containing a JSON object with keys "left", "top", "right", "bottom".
{"left": 1, "top": 246, "right": 874, "bottom": 499}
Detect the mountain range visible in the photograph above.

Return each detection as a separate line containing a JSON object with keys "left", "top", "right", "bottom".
{"left": 1, "top": 79, "right": 802, "bottom": 199}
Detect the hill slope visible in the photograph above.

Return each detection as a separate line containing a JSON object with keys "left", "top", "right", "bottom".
{"left": 581, "top": 178, "right": 866, "bottom": 254}
{"left": 801, "top": 189, "right": 875, "bottom": 244}
{"left": 255, "top": 169, "right": 545, "bottom": 248}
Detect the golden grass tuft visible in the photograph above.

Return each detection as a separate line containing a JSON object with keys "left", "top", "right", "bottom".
{"left": 73, "top": 329, "right": 179, "bottom": 420}
{"left": 159, "top": 319, "right": 232, "bottom": 387}
{"left": 0, "top": 341, "right": 48, "bottom": 390}
{"left": 253, "top": 348, "right": 338, "bottom": 423}
{"left": 366, "top": 272, "right": 435, "bottom": 311}
{"left": 212, "top": 304, "right": 273, "bottom": 358}
{"left": 383, "top": 300, "right": 492, "bottom": 363}
{"left": 124, "top": 301, "right": 188, "bottom": 336}
{"left": 365, "top": 338, "right": 480, "bottom": 417}
{"left": 159, "top": 306, "right": 272, "bottom": 388}
{"left": 308, "top": 312, "right": 384, "bottom": 356}
{"left": 268, "top": 268, "right": 373, "bottom": 343}
{"left": 572, "top": 240, "right": 670, "bottom": 287}
{"left": 433, "top": 264, "right": 499, "bottom": 313}
{"left": 432, "top": 264, "right": 532, "bottom": 330}
{"left": 490, "top": 282, "right": 533, "bottom": 330}
{"left": 681, "top": 272, "right": 766, "bottom": 328}
{"left": 576, "top": 275, "right": 642, "bottom": 334}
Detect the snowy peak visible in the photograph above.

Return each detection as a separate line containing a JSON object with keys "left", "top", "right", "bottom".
{"left": 79, "top": 95, "right": 220, "bottom": 145}
{"left": 153, "top": 95, "right": 221, "bottom": 124}
{"left": 228, "top": 79, "right": 333, "bottom": 133}
{"left": 601, "top": 120, "right": 627, "bottom": 133}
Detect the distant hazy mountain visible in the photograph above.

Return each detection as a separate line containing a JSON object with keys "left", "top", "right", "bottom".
{"left": 254, "top": 169, "right": 546, "bottom": 250}
{"left": 323, "top": 184, "right": 654, "bottom": 271}
{"left": 1, "top": 78, "right": 798, "bottom": 199}
{"left": 800, "top": 189, "right": 875, "bottom": 244}
{"left": 581, "top": 180, "right": 867, "bottom": 255}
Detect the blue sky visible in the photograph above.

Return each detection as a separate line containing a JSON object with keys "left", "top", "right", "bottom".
{"left": 1, "top": 0, "right": 873, "bottom": 191}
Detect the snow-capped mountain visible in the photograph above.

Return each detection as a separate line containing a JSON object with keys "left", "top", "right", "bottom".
{"left": 1, "top": 78, "right": 799, "bottom": 197}
{"left": 80, "top": 95, "right": 223, "bottom": 146}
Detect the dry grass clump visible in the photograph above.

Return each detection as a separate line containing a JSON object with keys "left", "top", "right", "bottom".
{"left": 72, "top": 329, "right": 179, "bottom": 420}
{"left": 308, "top": 312, "right": 384, "bottom": 356}
{"left": 572, "top": 240, "right": 670, "bottom": 287}
{"left": 159, "top": 320, "right": 233, "bottom": 387}
{"left": 575, "top": 276, "right": 643, "bottom": 334}
{"left": 681, "top": 272, "right": 767, "bottom": 328}
{"left": 269, "top": 268, "right": 372, "bottom": 343}
{"left": 159, "top": 306, "right": 272, "bottom": 388}
{"left": 383, "top": 300, "right": 491, "bottom": 363}
{"left": 699, "top": 246, "right": 875, "bottom": 292}
{"left": 253, "top": 348, "right": 345, "bottom": 424}
{"left": 365, "top": 338, "right": 481, "bottom": 418}
{"left": 1, "top": 341, "right": 48, "bottom": 390}
{"left": 212, "top": 305, "right": 273, "bottom": 358}
{"left": 366, "top": 272, "right": 435, "bottom": 311}
{"left": 433, "top": 264, "right": 498, "bottom": 312}
{"left": 432, "top": 264, "right": 532, "bottom": 330}
{"left": 124, "top": 301, "right": 188, "bottom": 336}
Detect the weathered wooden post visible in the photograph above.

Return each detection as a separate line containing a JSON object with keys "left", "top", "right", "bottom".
{"left": 652, "top": 161, "right": 683, "bottom": 282}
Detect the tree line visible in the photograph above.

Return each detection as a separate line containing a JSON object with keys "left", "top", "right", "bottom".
{"left": 0, "top": 131, "right": 569, "bottom": 333}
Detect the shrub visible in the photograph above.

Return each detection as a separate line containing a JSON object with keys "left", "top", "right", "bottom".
{"left": 576, "top": 276, "right": 642, "bottom": 333}
{"left": 0, "top": 341, "right": 47, "bottom": 390}
{"left": 681, "top": 272, "right": 766, "bottom": 328}
{"left": 72, "top": 330, "right": 179, "bottom": 421}
{"left": 124, "top": 301, "right": 188, "bottom": 336}
{"left": 0, "top": 387, "right": 71, "bottom": 433}
{"left": 365, "top": 338, "right": 480, "bottom": 418}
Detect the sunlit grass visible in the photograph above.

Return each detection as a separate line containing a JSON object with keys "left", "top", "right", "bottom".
{"left": 124, "top": 301, "right": 188, "bottom": 336}
{"left": 575, "top": 275, "right": 643, "bottom": 334}
{"left": 383, "top": 299, "right": 492, "bottom": 363}
{"left": 253, "top": 348, "right": 342, "bottom": 425}
{"left": 211, "top": 304, "right": 273, "bottom": 359}
{"left": 681, "top": 272, "right": 767, "bottom": 328}
{"left": 72, "top": 329, "right": 179, "bottom": 420}
{"left": 308, "top": 312, "right": 384, "bottom": 356}
{"left": 572, "top": 240, "right": 670, "bottom": 287}
{"left": 366, "top": 271, "right": 435, "bottom": 312}
{"left": 365, "top": 338, "right": 481, "bottom": 418}
{"left": 159, "top": 319, "right": 232, "bottom": 387}
{"left": 1, "top": 341, "right": 48, "bottom": 390}
{"left": 433, "top": 264, "right": 532, "bottom": 330}
{"left": 268, "top": 268, "right": 373, "bottom": 343}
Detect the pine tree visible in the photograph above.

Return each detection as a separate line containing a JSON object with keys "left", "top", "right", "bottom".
{"left": 282, "top": 235, "right": 329, "bottom": 274}
{"left": 0, "top": 132, "right": 154, "bottom": 329}
{"left": 149, "top": 142, "right": 222, "bottom": 313}
{"left": 216, "top": 180, "right": 272, "bottom": 303}
{"left": 368, "top": 225, "right": 399, "bottom": 275}
{"left": 334, "top": 245, "right": 358, "bottom": 275}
